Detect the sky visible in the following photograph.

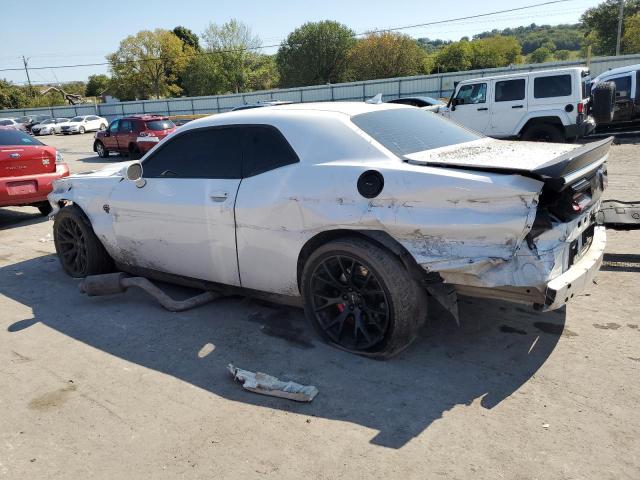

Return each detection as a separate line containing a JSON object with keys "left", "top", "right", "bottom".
{"left": 0, "top": 0, "right": 602, "bottom": 85}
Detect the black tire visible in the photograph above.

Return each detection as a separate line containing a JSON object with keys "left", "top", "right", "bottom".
{"left": 94, "top": 141, "right": 109, "bottom": 158}
{"left": 53, "top": 205, "right": 114, "bottom": 278}
{"left": 79, "top": 126, "right": 85, "bottom": 134}
{"left": 591, "top": 81, "right": 616, "bottom": 124}
{"left": 36, "top": 202, "right": 52, "bottom": 216}
{"left": 301, "top": 237, "right": 427, "bottom": 359}
{"left": 521, "top": 123, "right": 565, "bottom": 143}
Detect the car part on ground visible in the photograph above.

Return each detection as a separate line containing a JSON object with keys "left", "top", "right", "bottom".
{"left": 0, "top": 126, "right": 69, "bottom": 215}
{"left": 597, "top": 200, "right": 640, "bottom": 226}
{"left": 49, "top": 102, "right": 610, "bottom": 358}
{"left": 79, "top": 272, "right": 221, "bottom": 312}
{"left": 228, "top": 364, "right": 319, "bottom": 402}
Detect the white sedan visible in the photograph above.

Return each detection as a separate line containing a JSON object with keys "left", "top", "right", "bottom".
{"left": 48, "top": 103, "right": 609, "bottom": 357}
{"left": 31, "top": 117, "right": 70, "bottom": 135}
{"left": 59, "top": 115, "right": 108, "bottom": 134}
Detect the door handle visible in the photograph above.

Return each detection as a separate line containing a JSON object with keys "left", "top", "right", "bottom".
{"left": 477, "top": 107, "right": 488, "bottom": 111}
{"left": 512, "top": 105, "right": 524, "bottom": 109}
{"left": 209, "top": 192, "right": 229, "bottom": 202}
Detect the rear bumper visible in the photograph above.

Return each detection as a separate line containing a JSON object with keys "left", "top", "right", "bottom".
{"left": 566, "top": 117, "right": 596, "bottom": 139}
{"left": 542, "top": 225, "right": 606, "bottom": 310}
{"left": 136, "top": 137, "right": 160, "bottom": 153}
{"left": 0, "top": 164, "right": 70, "bottom": 207}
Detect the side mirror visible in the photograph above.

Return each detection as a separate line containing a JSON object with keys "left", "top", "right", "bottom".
{"left": 126, "top": 162, "right": 143, "bottom": 181}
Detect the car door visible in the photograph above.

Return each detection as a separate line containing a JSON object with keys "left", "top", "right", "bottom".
{"left": 234, "top": 125, "right": 302, "bottom": 295}
{"left": 117, "top": 119, "right": 134, "bottom": 151}
{"left": 107, "top": 126, "right": 242, "bottom": 286}
{"left": 103, "top": 120, "right": 119, "bottom": 150}
{"left": 448, "top": 82, "right": 490, "bottom": 133}
{"left": 490, "top": 77, "right": 527, "bottom": 137}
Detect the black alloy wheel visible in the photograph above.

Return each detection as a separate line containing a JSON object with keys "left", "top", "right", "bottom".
{"left": 55, "top": 216, "right": 89, "bottom": 276}
{"left": 309, "top": 254, "right": 390, "bottom": 351}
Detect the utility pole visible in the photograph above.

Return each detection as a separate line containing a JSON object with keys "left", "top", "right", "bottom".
{"left": 22, "top": 55, "right": 33, "bottom": 92}
{"left": 616, "top": 0, "right": 624, "bottom": 56}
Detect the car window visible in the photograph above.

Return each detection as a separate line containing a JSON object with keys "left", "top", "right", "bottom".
{"left": 119, "top": 120, "right": 132, "bottom": 132}
{"left": 56, "top": 118, "right": 68, "bottom": 123}
{"left": 495, "top": 79, "right": 526, "bottom": 102}
{"left": 0, "top": 129, "right": 43, "bottom": 146}
{"left": 608, "top": 75, "right": 632, "bottom": 98}
{"left": 534, "top": 75, "right": 572, "bottom": 98}
{"left": 71, "top": 116, "right": 83, "bottom": 122}
{"left": 241, "top": 126, "right": 299, "bottom": 178}
{"left": 351, "top": 108, "right": 481, "bottom": 156}
{"left": 142, "top": 127, "right": 241, "bottom": 179}
{"left": 87, "top": 116, "right": 97, "bottom": 121}
{"left": 146, "top": 119, "right": 175, "bottom": 130}
{"left": 109, "top": 120, "right": 119, "bottom": 133}
{"left": 455, "top": 83, "right": 487, "bottom": 104}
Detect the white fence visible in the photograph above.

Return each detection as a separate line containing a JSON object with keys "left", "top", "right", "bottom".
{"left": 2, "top": 53, "right": 639, "bottom": 120}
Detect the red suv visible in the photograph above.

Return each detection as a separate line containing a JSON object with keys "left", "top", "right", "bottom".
{"left": 0, "top": 126, "right": 69, "bottom": 215}
{"left": 93, "top": 115, "right": 176, "bottom": 159}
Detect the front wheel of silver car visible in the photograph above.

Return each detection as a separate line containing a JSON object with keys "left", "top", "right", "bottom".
{"left": 301, "top": 237, "right": 427, "bottom": 359}
{"left": 53, "top": 205, "right": 113, "bottom": 277}
{"left": 79, "top": 126, "right": 85, "bottom": 134}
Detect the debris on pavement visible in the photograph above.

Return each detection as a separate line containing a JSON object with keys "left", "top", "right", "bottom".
{"left": 228, "top": 364, "right": 318, "bottom": 402}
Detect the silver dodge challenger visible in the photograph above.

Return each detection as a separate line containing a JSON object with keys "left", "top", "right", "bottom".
{"left": 48, "top": 102, "right": 610, "bottom": 357}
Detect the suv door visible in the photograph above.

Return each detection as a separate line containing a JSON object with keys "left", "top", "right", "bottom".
{"left": 448, "top": 82, "right": 490, "bottom": 133}
{"left": 117, "top": 119, "right": 134, "bottom": 152}
{"left": 103, "top": 120, "right": 119, "bottom": 150}
{"left": 606, "top": 74, "right": 635, "bottom": 122}
{"left": 108, "top": 126, "right": 242, "bottom": 286}
{"left": 490, "top": 77, "right": 527, "bottom": 137}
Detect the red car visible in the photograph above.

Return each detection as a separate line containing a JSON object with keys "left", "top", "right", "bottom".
{"left": 93, "top": 115, "right": 176, "bottom": 159}
{"left": 0, "top": 126, "right": 69, "bottom": 216}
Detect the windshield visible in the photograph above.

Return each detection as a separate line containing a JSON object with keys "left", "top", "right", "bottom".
{"left": 70, "top": 116, "right": 84, "bottom": 122}
{"left": 351, "top": 108, "right": 482, "bottom": 156}
{"left": 56, "top": 118, "right": 68, "bottom": 123}
{"left": 146, "top": 119, "right": 175, "bottom": 131}
{"left": 15, "top": 117, "right": 29, "bottom": 123}
{"left": 40, "top": 119, "right": 55, "bottom": 125}
{"left": 0, "top": 129, "right": 43, "bottom": 146}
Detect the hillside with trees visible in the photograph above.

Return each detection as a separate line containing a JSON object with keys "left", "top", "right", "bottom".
{"left": 2, "top": 0, "right": 640, "bottom": 109}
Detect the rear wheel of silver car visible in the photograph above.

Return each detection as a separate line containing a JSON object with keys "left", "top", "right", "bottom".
{"left": 53, "top": 205, "right": 113, "bottom": 278}
{"left": 95, "top": 141, "right": 108, "bottom": 158}
{"left": 79, "top": 126, "right": 85, "bottom": 134}
{"left": 301, "top": 237, "right": 427, "bottom": 359}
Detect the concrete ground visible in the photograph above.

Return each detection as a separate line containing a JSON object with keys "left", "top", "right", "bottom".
{"left": 1, "top": 132, "right": 639, "bottom": 479}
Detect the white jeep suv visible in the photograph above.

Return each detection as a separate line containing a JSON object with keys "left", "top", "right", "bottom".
{"left": 439, "top": 67, "right": 595, "bottom": 142}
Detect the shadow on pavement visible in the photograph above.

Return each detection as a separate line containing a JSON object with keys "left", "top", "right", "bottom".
{"left": 0, "top": 207, "right": 48, "bottom": 230}
{"left": 2, "top": 255, "right": 566, "bottom": 449}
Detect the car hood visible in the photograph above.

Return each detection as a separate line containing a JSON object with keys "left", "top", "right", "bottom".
{"left": 67, "top": 161, "right": 133, "bottom": 179}
{"left": 404, "top": 138, "right": 579, "bottom": 172}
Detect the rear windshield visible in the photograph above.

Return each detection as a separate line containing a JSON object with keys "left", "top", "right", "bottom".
{"left": 145, "top": 119, "right": 175, "bottom": 131}
{"left": 351, "top": 108, "right": 481, "bottom": 156}
{"left": 0, "top": 129, "right": 43, "bottom": 146}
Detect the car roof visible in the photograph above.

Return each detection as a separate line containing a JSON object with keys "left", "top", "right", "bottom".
{"left": 592, "top": 63, "right": 640, "bottom": 82}
{"left": 121, "top": 114, "right": 169, "bottom": 120}
{"left": 457, "top": 66, "right": 587, "bottom": 85}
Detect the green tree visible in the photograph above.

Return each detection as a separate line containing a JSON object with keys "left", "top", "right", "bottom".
{"left": 181, "top": 54, "right": 225, "bottom": 96}
{"left": 85, "top": 74, "right": 110, "bottom": 97}
{"left": 582, "top": 0, "right": 640, "bottom": 55}
{"left": 434, "top": 40, "right": 473, "bottom": 72}
{"left": 470, "top": 35, "right": 522, "bottom": 68}
{"left": 246, "top": 54, "right": 279, "bottom": 91}
{"left": 107, "top": 29, "right": 193, "bottom": 99}
{"left": 554, "top": 49, "right": 572, "bottom": 60}
{"left": 173, "top": 25, "right": 201, "bottom": 51}
{"left": 622, "top": 12, "right": 640, "bottom": 53}
{"left": 0, "top": 79, "right": 28, "bottom": 109}
{"left": 202, "top": 19, "right": 265, "bottom": 93}
{"left": 277, "top": 21, "right": 356, "bottom": 87}
{"left": 348, "top": 32, "right": 431, "bottom": 80}
{"left": 529, "top": 46, "right": 553, "bottom": 63}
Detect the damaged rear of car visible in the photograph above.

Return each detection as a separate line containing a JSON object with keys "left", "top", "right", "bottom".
{"left": 355, "top": 108, "right": 609, "bottom": 311}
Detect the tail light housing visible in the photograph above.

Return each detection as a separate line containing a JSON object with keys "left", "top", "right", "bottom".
{"left": 577, "top": 102, "right": 584, "bottom": 114}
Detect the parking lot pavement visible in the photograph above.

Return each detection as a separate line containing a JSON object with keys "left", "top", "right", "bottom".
{"left": 1, "top": 134, "right": 639, "bottom": 479}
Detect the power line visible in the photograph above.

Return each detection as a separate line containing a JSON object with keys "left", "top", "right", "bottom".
{"left": 0, "top": 0, "right": 574, "bottom": 74}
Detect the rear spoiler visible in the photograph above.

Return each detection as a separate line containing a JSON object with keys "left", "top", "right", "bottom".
{"left": 531, "top": 137, "right": 613, "bottom": 191}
